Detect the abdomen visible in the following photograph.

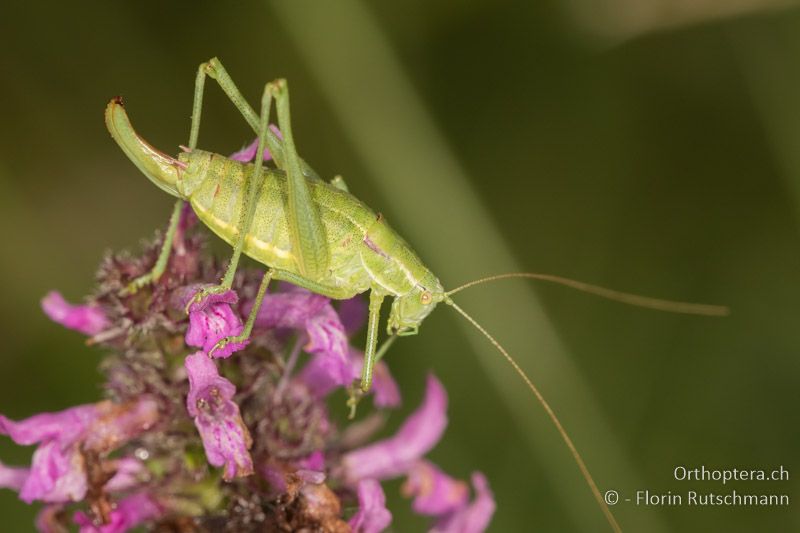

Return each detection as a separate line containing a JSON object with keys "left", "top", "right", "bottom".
{"left": 187, "top": 156, "right": 375, "bottom": 296}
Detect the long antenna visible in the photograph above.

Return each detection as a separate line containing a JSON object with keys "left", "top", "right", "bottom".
{"left": 444, "top": 296, "right": 622, "bottom": 533}
{"left": 447, "top": 272, "right": 729, "bottom": 316}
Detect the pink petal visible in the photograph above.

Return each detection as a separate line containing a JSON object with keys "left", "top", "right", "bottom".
{"left": 185, "top": 353, "right": 236, "bottom": 415}
{"left": 229, "top": 126, "right": 282, "bottom": 163}
{"left": 300, "top": 347, "right": 401, "bottom": 408}
{"left": 181, "top": 286, "right": 246, "bottom": 358}
{"left": 0, "top": 461, "right": 29, "bottom": 491}
{"left": 255, "top": 289, "right": 352, "bottom": 386}
{"left": 229, "top": 139, "right": 269, "bottom": 163}
{"left": 21, "top": 441, "right": 87, "bottom": 503}
{"left": 0, "top": 404, "right": 97, "bottom": 446}
{"left": 297, "top": 349, "right": 358, "bottom": 396}
{"left": 260, "top": 463, "right": 289, "bottom": 498}
{"left": 41, "top": 291, "right": 109, "bottom": 336}
{"left": 74, "top": 492, "right": 161, "bottom": 533}
{"left": 296, "top": 469, "right": 326, "bottom": 484}
{"left": 296, "top": 450, "right": 326, "bottom": 471}
{"left": 253, "top": 289, "right": 330, "bottom": 328}
{"left": 304, "top": 306, "right": 352, "bottom": 385}
{"left": 0, "top": 405, "right": 97, "bottom": 502}
{"left": 104, "top": 458, "right": 146, "bottom": 492}
{"left": 367, "top": 358, "right": 401, "bottom": 409}
{"left": 339, "top": 296, "right": 368, "bottom": 335}
{"left": 402, "top": 461, "right": 469, "bottom": 516}
{"left": 185, "top": 353, "right": 253, "bottom": 480}
{"left": 349, "top": 479, "right": 392, "bottom": 533}
{"left": 177, "top": 201, "right": 198, "bottom": 234}
{"left": 260, "top": 460, "right": 326, "bottom": 501}
{"left": 82, "top": 397, "right": 159, "bottom": 453}
{"left": 431, "top": 473, "right": 495, "bottom": 533}
{"left": 342, "top": 374, "right": 447, "bottom": 482}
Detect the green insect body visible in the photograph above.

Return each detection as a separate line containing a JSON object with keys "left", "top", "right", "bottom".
{"left": 106, "top": 104, "right": 443, "bottom": 331}
{"left": 105, "top": 58, "right": 729, "bottom": 533}
{"left": 186, "top": 149, "right": 445, "bottom": 321}
{"left": 188, "top": 152, "right": 381, "bottom": 298}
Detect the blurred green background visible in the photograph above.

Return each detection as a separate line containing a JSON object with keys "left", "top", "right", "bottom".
{"left": 0, "top": 1, "right": 798, "bottom": 531}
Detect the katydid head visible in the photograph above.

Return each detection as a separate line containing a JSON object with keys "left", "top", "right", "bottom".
{"left": 387, "top": 274, "right": 445, "bottom": 335}
{"left": 105, "top": 97, "right": 187, "bottom": 199}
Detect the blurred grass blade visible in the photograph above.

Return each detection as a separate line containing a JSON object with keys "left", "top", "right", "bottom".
{"left": 271, "top": 1, "right": 666, "bottom": 531}
{"left": 734, "top": 25, "right": 800, "bottom": 226}
{"left": 563, "top": 0, "right": 799, "bottom": 44}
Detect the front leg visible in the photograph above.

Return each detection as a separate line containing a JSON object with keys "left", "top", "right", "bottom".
{"left": 347, "top": 288, "right": 386, "bottom": 418}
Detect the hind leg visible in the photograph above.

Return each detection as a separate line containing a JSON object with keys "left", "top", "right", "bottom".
{"left": 121, "top": 65, "right": 213, "bottom": 295}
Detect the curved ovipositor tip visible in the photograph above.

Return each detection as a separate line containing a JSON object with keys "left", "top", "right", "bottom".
{"left": 105, "top": 98, "right": 183, "bottom": 198}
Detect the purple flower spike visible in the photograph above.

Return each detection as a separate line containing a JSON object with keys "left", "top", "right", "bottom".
{"left": 229, "top": 126, "right": 282, "bottom": 163}
{"left": 180, "top": 285, "right": 246, "bottom": 358}
{"left": 8, "top": 186, "right": 500, "bottom": 530}
{"left": 73, "top": 492, "right": 161, "bottom": 533}
{"left": 185, "top": 352, "right": 253, "bottom": 480}
{"left": 41, "top": 291, "right": 109, "bottom": 336}
{"left": 431, "top": 473, "right": 495, "bottom": 533}
{"left": 342, "top": 374, "right": 447, "bottom": 482}
{"left": 349, "top": 479, "right": 392, "bottom": 533}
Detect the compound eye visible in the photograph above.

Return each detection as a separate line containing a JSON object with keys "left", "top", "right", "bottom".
{"left": 420, "top": 291, "right": 432, "bottom": 305}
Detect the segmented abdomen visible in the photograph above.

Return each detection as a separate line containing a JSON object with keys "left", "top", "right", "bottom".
{"left": 187, "top": 154, "right": 376, "bottom": 296}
